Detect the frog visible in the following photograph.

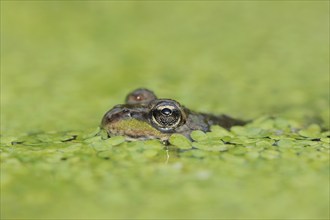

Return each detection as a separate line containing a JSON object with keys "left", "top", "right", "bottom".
{"left": 101, "top": 88, "right": 247, "bottom": 142}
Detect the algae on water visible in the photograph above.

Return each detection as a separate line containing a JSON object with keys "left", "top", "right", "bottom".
{"left": 1, "top": 1, "right": 329, "bottom": 219}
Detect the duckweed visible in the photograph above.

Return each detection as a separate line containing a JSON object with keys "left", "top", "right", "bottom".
{"left": 2, "top": 2, "right": 329, "bottom": 219}
{"left": 2, "top": 118, "right": 329, "bottom": 218}
{"left": 168, "top": 134, "right": 192, "bottom": 150}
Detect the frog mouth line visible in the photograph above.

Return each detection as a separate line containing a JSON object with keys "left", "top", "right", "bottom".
{"left": 107, "top": 129, "right": 165, "bottom": 141}
{"left": 104, "top": 118, "right": 169, "bottom": 141}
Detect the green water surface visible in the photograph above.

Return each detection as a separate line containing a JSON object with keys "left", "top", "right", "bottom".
{"left": 1, "top": 2, "right": 329, "bottom": 219}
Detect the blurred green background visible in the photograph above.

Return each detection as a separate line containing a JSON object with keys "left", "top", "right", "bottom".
{"left": 2, "top": 1, "right": 328, "bottom": 135}
{"left": 1, "top": 1, "right": 329, "bottom": 219}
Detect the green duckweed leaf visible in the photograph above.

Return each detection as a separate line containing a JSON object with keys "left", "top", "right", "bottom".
{"left": 256, "top": 140, "right": 274, "bottom": 149}
{"left": 104, "top": 136, "right": 126, "bottom": 146}
{"left": 277, "top": 139, "right": 296, "bottom": 148}
{"left": 298, "top": 124, "right": 322, "bottom": 138}
{"left": 169, "top": 134, "right": 192, "bottom": 149}
{"left": 231, "top": 126, "right": 269, "bottom": 138}
{"left": 208, "top": 126, "right": 233, "bottom": 138}
{"left": 190, "top": 130, "right": 208, "bottom": 142}
{"left": 320, "top": 138, "right": 330, "bottom": 144}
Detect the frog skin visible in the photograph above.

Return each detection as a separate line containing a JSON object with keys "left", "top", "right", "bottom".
{"left": 101, "top": 88, "right": 247, "bottom": 141}
{"left": 125, "top": 88, "right": 157, "bottom": 105}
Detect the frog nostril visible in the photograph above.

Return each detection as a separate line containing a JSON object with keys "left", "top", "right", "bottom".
{"left": 122, "top": 108, "right": 132, "bottom": 117}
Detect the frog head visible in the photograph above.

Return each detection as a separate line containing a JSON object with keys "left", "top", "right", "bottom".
{"left": 101, "top": 91, "right": 187, "bottom": 141}
{"left": 101, "top": 88, "right": 246, "bottom": 141}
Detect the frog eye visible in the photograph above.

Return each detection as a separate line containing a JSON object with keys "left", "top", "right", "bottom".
{"left": 150, "top": 100, "right": 185, "bottom": 131}
{"left": 125, "top": 88, "right": 157, "bottom": 105}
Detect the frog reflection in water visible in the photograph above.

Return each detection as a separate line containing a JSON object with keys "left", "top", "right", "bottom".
{"left": 101, "top": 88, "right": 247, "bottom": 142}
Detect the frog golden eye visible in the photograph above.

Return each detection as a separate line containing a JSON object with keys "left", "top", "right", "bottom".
{"left": 125, "top": 88, "right": 157, "bottom": 104}
{"left": 150, "top": 100, "right": 185, "bottom": 131}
